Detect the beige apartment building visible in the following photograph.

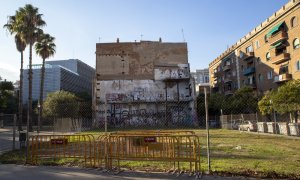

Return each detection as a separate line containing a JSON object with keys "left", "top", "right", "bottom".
{"left": 209, "top": 0, "right": 300, "bottom": 95}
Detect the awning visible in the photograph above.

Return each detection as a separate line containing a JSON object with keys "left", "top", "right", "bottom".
{"left": 266, "top": 22, "right": 284, "bottom": 38}
{"left": 269, "top": 41, "right": 284, "bottom": 50}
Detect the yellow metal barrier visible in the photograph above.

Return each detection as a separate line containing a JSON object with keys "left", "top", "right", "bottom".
{"left": 29, "top": 134, "right": 96, "bottom": 167}
{"left": 112, "top": 130, "right": 195, "bottom": 135}
{"left": 96, "top": 133, "right": 201, "bottom": 173}
{"left": 29, "top": 131, "right": 201, "bottom": 175}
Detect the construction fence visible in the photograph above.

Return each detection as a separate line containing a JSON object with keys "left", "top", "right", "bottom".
{"left": 4, "top": 99, "right": 297, "bottom": 133}
{"left": 28, "top": 131, "right": 201, "bottom": 174}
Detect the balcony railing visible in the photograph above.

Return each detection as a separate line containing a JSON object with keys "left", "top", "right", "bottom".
{"left": 224, "top": 78, "right": 232, "bottom": 83}
{"left": 269, "top": 31, "right": 288, "bottom": 45}
{"left": 274, "top": 73, "right": 292, "bottom": 83}
{"left": 242, "top": 51, "right": 255, "bottom": 61}
{"left": 223, "top": 65, "right": 231, "bottom": 71}
{"left": 272, "top": 52, "right": 290, "bottom": 64}
{"left": 243, "top": 67, "right": 255, "bottom": 76}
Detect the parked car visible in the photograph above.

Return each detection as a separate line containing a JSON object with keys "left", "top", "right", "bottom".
{"left": 238, "top": 121, "right": 257, "bottom": 132}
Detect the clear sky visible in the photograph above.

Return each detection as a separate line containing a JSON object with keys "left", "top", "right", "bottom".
{"left": 0, "top": 0, "right": 289, "bottom": 82}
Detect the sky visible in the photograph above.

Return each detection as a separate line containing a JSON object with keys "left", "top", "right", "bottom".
{"left": 0, "top": 0, "right": 289, "bottom": 82}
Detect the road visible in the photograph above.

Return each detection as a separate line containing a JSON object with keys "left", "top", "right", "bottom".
{"left": 0, "top": 164, "right": 256, "bottom": 180}
{"left": 0, "top": 128, "right": 18, "bottom": 154}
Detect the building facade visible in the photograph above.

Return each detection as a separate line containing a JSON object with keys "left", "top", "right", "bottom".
{"left": 22, "top": 59, "right": 95, "bottom": 103}
{"left": 191, "top": 68, "right": 210, "bottom": 95}
{"left": 94, "top": 39, "right": 196, "bottom": 127}
{"left": 209, "top": 0, "right": 300, "bottom": 95}
{"left": 191, "top": 68, "right": 209, "bottom": 85}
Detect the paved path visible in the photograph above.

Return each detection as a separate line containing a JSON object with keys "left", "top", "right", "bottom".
{"left": 0, "top": 164, "right": 255, "bottom": 180}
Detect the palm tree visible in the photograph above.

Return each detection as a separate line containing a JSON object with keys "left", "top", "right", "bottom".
{"left": 35, "top": 33, "right": 56, "bottom": 132}
{"left": 16, "top": 4, "right": 46, "bottom": 131}
{"left": 3, "top": 15, "right": 27, "bottom": 131}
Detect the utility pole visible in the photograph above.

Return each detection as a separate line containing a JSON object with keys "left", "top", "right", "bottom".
{"left": 204, "top": 87, "right": 211, "bottom": 173}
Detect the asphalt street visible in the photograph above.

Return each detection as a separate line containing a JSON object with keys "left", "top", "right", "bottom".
{"left": 0, "top": 164, "right": 256, "bottom": 180}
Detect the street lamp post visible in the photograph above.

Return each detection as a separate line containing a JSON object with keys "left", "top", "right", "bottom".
{"left": 37, "top": 101, "right": 40, "bottom": 133}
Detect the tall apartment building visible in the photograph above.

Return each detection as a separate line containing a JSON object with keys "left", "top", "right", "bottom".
{"left": 191, "top": 68, "right": 210, "bottom": 95}
{"left": 209, "top": 0, "right": 300, "bottom": 95}
{"left": 23, "top": 59, "right": 95, "bottom": 103}
{"left": 94, "top": 39, "right": 196, "bottom": 127}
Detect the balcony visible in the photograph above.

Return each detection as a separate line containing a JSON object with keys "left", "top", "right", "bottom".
{"left": 223, "top": 65, "right": 231, "bottom": 72}
{"left": 225, "top": 90, "right": 234, "bottom": 96}
{"left": 269, "top": 31, "right": 288, "bottom": 45}
{"left": 213, "top": 72, "right": 218, "bottom": 78}
{"left": 243, "top": 67, "right": 255, "bottom": 76}
{"left": 272, "top": 52, "right": 290, "bottom": 65}
{"left": 224, "top": 78, "right": 232, "bottom": 83}
{"left": 274, "top": 73, "right": 292, "bottom": 83}
{"left": 242, "top": 51, "right": 255, "bottom": 61}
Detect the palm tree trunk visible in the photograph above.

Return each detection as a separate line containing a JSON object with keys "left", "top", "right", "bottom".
{"left": 28, "top": 43, "right": 33, "bottom": 132}
{"left": 38, "top": 58, "right": 45, "bottom": 133}
{"left": 18, "top": 51, "right": 24, "bottom": 131}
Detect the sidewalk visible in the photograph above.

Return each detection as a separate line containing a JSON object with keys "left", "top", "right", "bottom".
{"left": 0, "top": 164, "right": 255, "bottom": 180}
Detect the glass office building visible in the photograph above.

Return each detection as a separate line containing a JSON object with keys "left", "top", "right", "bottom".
{"left": 22, "top": 59, "right": 95, "bottom": 103}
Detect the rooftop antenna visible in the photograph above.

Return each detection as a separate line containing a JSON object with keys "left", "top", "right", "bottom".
{"left": 98, "top": 37, "right": 101, "bottom": 43}
{"left": 140, "top": 34, "right": 143, "bottom": 41}
{"left": 181, "top": 28, "right": 186, "bottom": 42}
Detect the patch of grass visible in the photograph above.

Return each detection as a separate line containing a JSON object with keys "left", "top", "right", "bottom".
{"left": 86, "top": 129, "right": 300, "bottom": 178}
{"left": 2, "top": 129, "right": 300, "bottom": 179}
{"left": 0, "top": 148, "right": 26, "bottom": 164}
{"left": 194, "top": 129, "right": 300, "bottom": 178}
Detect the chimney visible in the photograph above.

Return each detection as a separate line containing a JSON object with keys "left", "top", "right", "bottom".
{"left": 117, "top": 38, "right": 119, "bottom": 43}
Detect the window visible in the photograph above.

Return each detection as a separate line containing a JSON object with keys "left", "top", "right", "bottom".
{"left": 293, "top": 38, "right": 300, "bottom": 49}
{"left": 264, "top": 35, "right": 268, "bottom": 43}
{"left": 267, "top": 71, "right": 273, "bottom": 80}
{"left": 279, "top": 65, "right": 289, "bottom": 74}
{"left": 258, "top": 74, "right": 263, "bottom": 82}
{"left": 239, "top": 51, "right": 244, "bottom": 58}
{"left": 296, "top": 60, "right": 300, "bottom": 71}
{"left": 266, "top": 52, "right": 271, "bottom": 61}
{"left": 291, "top": 16, "right": 298, "bottom": 28}
{"left": 257, "top": 57, "right": 261, "bottom": 64}
{"left": 255, "top": 40, "right": 260, "bottom": 49}
{"left": 246, "top": 45, "right": 253, "bottom": 53}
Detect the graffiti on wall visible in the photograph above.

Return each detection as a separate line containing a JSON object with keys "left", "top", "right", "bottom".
{"left": 95, "top": 103, "right": 193, "bottom": 128}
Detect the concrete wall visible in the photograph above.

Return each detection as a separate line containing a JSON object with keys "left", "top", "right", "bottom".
{"left": 96, "top": 41, "right": 188, "bottom": 80}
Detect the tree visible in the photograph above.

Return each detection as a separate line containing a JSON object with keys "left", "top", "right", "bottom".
{"left": 258, "top": 91, "right": 274, "bottom": 121}
{"left": 35, "top": 33, "right": 56, "bottom": 132}
{"left": 43, "top": 91, "right": 79, "bottom": 118}
{"left": 230, "top": 86, "right": 258, "bottom": 114}
{"left": 3, "top": 15, "right": 27, "bottom": 130}
{"left": 0, "top": 81, "right": 17, "bottom": 114}
{"left": 16, "top": 4, "right": 46, "bottom": 131}
{"left": 272, "top": 80, "right": 300, "bottom": 123}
